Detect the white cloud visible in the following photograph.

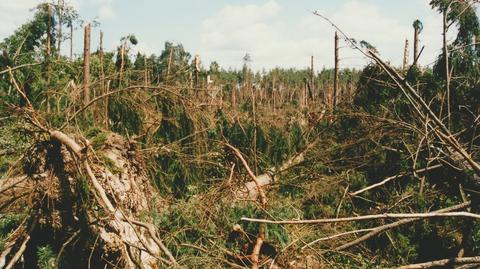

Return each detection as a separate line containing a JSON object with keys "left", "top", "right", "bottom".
{"left": 0, "top": 0, "right": 41, "bottom": 39}
{"left": 200, "top": 0, "right": 284, "bottom": 70}
{"left": 199, "top": 0, "right": 446, "bottom": 70}
{"left": 98, "top": 4, "right": 115, "bottom": 20}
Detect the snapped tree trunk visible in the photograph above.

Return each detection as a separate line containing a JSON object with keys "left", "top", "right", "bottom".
{"left": 83, "top": 23, "right": 91, "bottom": 105}
{"left": 333, "top": 31, "right": 339, "bottom": 108}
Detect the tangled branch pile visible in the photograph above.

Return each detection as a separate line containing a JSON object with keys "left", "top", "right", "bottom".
{"left": 0, "top": 0, "right": 480, "bottom": 268}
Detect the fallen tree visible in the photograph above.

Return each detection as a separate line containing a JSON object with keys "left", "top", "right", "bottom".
{"left": 0, "top": 131, "right": 175, "bottom": 268}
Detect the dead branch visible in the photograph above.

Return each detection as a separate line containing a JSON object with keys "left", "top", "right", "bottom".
{"left": 368, "top": 52, "right": 480, "bottom": 178}
{"left": 0, "top": 63, "right": 42, "bottom": 75}
{"left": 350, "top": 164, "right": 442, "bottom": 196}
{"left": 225, "top": 143, "right": 267, "bottom": 208}
{"left": 129, "top": 219, "right": 177, "bottom": 265}
{"left": 4, "top": 235, "right": 30, "bottom": 269}
{"left": 301, "top": 228, "right": 374, "bottom": 250}
{"left": 241, "top": 207, "right": 478, "bottom": 224}
{"left": 395, "top": 256, "right": 480, "bottom": 269}
{"left": 313, "top": 11, "right": 480, "bottom": 180}
{"left": 335, "top": 201, "right": 470, "bottom": 251}
{"left": 225, "top": 143, "right": 267, "bottom": 269}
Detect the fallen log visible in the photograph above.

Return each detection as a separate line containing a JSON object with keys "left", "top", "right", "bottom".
{"left": 235, "top": 139, "right": 316, "bottom": 200}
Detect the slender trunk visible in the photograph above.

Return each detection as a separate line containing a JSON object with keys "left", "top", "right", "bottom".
{"left": 443, "top": 9, "right": 451, "bottom": 130}
{"left": 83, "top": 23, "right": 91, "bottom": 105}
{"left": 46, "top": 5, "right": 52, "bottom": 113}
{"left": 119, "top": 43, "right": 125, "bottom": 87}
{"left": 194, "top": 55, "right": 200, "bottom": 98}
{"left": 144, "top": 55, "right": 148, "bottom": 86}
{"left": 100, "top": 31, "right": 107, "bottom": 128}
{"left": 167, "top": 47, "right": 174, "bottom": 83}
{"left": 304, "top": 80, "right": 308, "bottom": 107}
{"left": 105, "top": 80, "right": 110, "bottom": 130}
{"left": 57, "top": 0, "right": 63, "bottom": 55}
{"left": 414, "top": 28, "right": 419, "bottom": 65}
{"left": 403, "top": 39, "right": 409, "bottom": 70}
{"left": 310, "top": 55, "right": 314, "bottom": 102}
{"left": 70, "top": 24, "right": 73, "bottom": 60}
{"left": 333, "top": 31, "right": 339, "bottom": 109}
{"left": 252, "top": 85, "right": 257, "bottom": 174}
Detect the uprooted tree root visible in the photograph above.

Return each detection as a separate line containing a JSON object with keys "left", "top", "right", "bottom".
{"left": 0, "top": 131, "right": 176, "bottom": 269}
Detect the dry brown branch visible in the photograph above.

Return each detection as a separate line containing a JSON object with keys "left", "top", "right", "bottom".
{"left": 0, "top": 63, "right": 42, "bottom": 75}
{"left": 4, "top": 235, "right": 30, "bottom": 269}
{"left": 225, "top": 143, "right": 267, "bottom": 269}
{"left": 225, "top": 143, "right": 267, "bottom": 208}
{"left": 367, "top": 52, "right": 480, "bottom": 178}
{"left": 395, "top": 256, "right": 480, "bottom": 269}
{"left": 56, "top": 230, "right": 80, "bottom": 267}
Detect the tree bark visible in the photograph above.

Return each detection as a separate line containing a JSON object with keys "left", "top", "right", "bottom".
{"left": 333, "top": 31, "right": 339, "bottom": 108}
{"left": 57, "top": 0, "right": 63, "bottom": 55}
{"left": 443, "top": 8, "right": 452, "bottom": 129}
{"left": 403, "top": 39, "right": 409, "bottom": 70}
{"left": 70, "top": 23, "right": 73, "bottom": 60}
{"left": 46, "top": 5, "right": 52, "bottom": 113}
{"left": 83, "top": 23, "right": 91, "bottom": 105}
{"left": 414, "top": 27, "right": 419, "bottom": 65}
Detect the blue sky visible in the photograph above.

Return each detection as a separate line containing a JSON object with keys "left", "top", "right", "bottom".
{"left": 0, "top": 0, "right": 460, "bottom": 70}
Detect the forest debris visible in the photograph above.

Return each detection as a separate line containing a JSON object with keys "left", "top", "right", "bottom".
{"left": 395, "top": 256, "right": 480, "bottom": 269}
{"left": 349, "top": 164, "right": 443, "bottom": 196}
{"left": 241, "top": 209, "right": 480, "bottom": 224}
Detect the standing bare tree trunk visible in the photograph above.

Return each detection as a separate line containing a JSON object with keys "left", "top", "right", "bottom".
{"left": 83, "top": 23, "right": 91, "bottom": 105}
{"left": 304, "top": 80, "right": 308, "bottom": 107}
{"left": 46, "top": 5, "right": 53, "bottom": 113}
{"left": 119, "top": 43, "right": 125, "bottom": 87}
{"left": 70, "top": 23, "right": 73, "bottom": 60}
{"left": 414, "top": 29, "right": 419, "bottom": 62}
{"left": 194, "top": 55, "right": 201, "bottom": 98}
{"left": 167, "top": 47, "right": 174, "bottom": 83}
{"left": 252, "top": 85, "right": 258, "bottom": 174}
{"left": 310, "top": 55, "right": 315, "bottom": 102}
{"left": 413, "top": 19, "right": 422, "bottom": 66}
{"left": 99, "top": 31, "right": 108, "bottom": 128}
{"left": 144, "top": 54, "right": 148, "bottom": 86}
{"left": 57, "top": 0, "right": 63, "bottom": 55}
{"left": 333, "top": 31, "right": 339, "bottom": 109}
{"left": 442, "top": 9, "right": 452, "bottom": 129}
{"left": 403, "top": 39, "right": 409, "bottom": 70}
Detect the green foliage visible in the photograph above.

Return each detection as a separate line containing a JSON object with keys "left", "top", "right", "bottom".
{"left": 412, "top": 19, "right": 423, "bottom": 33}
{"left": 0, "top": 214, "right": 23, "bottom": 253}
{"left": 99, "top": 154, "right": 123, "bottom": 175}
{"left": 85, "top": 127, "right": 107, "bottom": 150}
{"left": 108, "top": 96, "right": 143, "bottom": 135}
{"left": 0, "top": 120, "right": 32, "bottom": 177}
{"left": 36, "top": 245, "right": 56, "bottom": 269}
{"left": 75, "top": 175, "right": 90, "bottom": 205}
